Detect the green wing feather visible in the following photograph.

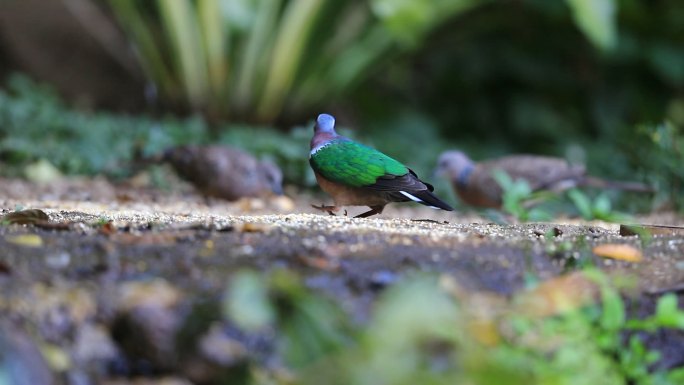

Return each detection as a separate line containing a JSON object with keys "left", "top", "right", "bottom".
{"left": 310, "top": 140, "right": 408, "bottom": 187}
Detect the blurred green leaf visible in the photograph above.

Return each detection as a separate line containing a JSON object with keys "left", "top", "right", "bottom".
{"left": 654, "top": 294, "right": 684, "bottom": 329}
{"left": 157, "top": 0, "right": 210, "bottom": 107}
{"left": 568, "top": 189, "right": 593, "bottom": 219}
{"left": 371, "top": 0, "right": 481, "bottom": 47}
{"left": 593, "top": 193, "right": 612, "bottom": 216}
{"left": 224, "top": 270, "right": 275, "bottom": 332}
{"left": 270, "top": 270, "right": 350, "bottom": 368}
{"left": 492, "top": 169, "right": 554, "bottom": 221}
{"left": 565, "top": 0, "right": 617, "bottom": 50}
{"left": 599, "top": 284, "right": 625, "bottom": 333}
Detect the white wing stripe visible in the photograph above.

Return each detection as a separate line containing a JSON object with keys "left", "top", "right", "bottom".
{"left": 399, "top": 191, "right": 423, "bottom": 203}
{"left": 400, "top": 190, "right": 440, "bottom": 209}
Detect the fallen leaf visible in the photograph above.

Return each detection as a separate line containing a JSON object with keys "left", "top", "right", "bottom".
{"left": 468, "top": 319, "right": 500, "bottom": 346}
{"left": 238, "top": 222, "right": 273, "bottom": 233}
{"left": 117, "top": 279, "right": 182, "bottom": 311}
{"left": 40, "top": 343, "right": 71, "bottom": 372}
{"left": 1, "top": 209, "right": 49, "bottom": 225}
{"left": 5, "top": 234, "right": 44, "bottom": 247}
{"left": 514, "top": 271, "right": 599, "bottom": 317}
{"left": 272, "top": 195, "right": 295, "bottom": 211}
{"left": 593, "top": 244, "right": 643, "bottom": 262}
{"left": 98, "top": 221, "right": 117, "bottom": 235}
{"left": 297, "top": 255, "right": 340, "bottom": 272}
{"left": 238, "top": 198, "right": 265, "bottom": 211}
{"left": 620, "top": 224, "right": 684, "bottom": 237}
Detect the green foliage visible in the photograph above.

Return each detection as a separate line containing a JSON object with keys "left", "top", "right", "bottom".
{"left": 0, "top": 74, "right": 209, "bottom": 178}
{"left": 491, "top": 170, "right": 638, "bottom": 222}
{"left": 106, "top": 0, "right": 481, "bottom": 122}
{"left": 492, "top": 170, "right": 554, "bottom": 222}
{"left": 567, "top": 189, "right": 632, "bottom": 222}
{"left": 224, "top": 269, "right": 684, "bottom": 384}
{"left": 565, "top": 0, "right": 617, "bottom": 50}
{"left": 225, "top": 270, "right": 350, "bottom": 369}
{"left": 0, "top": 74, "right": 315, "bottom": 184}
{"left": 103, "top": 0, "right": 622, "bottom": 122}
{"left": 365, "top": 0, "right": 682, "bottom": 166}
{"left": 371, "top": 0, "right": 482, "bottom": 47}
{"left": 224, "top": 271, "right": 275, "bottom": 332}
{"left": 632, "top": 121, "right": 684, "bottom": 211}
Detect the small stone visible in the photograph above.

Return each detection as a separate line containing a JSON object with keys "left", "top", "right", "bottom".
{"left": 45, "top": 251, "right": 71, "bottom": 269}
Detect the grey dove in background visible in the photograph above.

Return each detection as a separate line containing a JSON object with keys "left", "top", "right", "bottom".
{"left": 434, "top": 150, "right": 653, "bottom": 209}
{"left": 163, "top": 145, "right": 283, "bottom": 201}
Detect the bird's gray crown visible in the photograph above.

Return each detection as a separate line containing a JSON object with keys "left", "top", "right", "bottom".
{"left": 316, "top": 113, "right": 336, "bottom": 133}
{"left": 436, "top": 150, "right": 475, "bottom": 182}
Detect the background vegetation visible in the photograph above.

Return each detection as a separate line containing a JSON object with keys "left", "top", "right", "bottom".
{"left": 0, "top": 0, "right": 681, "bottom": 207}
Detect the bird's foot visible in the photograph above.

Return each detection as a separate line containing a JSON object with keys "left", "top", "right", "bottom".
{"left": 311, "top": 204, "right": 340, "bottom": 216}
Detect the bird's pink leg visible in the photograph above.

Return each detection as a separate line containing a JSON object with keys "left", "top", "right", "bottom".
{"left": 355, "top": 205, "right": 385, "bottom": 218}
{"left": 311, "top": 204, "right": 340, "bottom": 216}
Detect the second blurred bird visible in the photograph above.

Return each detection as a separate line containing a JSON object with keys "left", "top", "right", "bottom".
{"left": 434, "top": 150, "right": 652, "bottom": 209}
{"left": 163, "top": 145, "right": 283, "bottom": 201}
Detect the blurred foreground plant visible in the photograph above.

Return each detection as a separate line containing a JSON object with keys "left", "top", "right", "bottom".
{"left": 223, "top": 269, "right": 684, "bottom": 384}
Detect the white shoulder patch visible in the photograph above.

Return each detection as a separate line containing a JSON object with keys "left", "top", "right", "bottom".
{"left": 309, "top": 143, "right": 331, "bottom": 157}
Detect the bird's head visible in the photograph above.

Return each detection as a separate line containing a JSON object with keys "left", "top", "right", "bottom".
{"left": 434, "top": 150, "right": 474, "bottom": 180}
{"left": 314, "top": 113, "right": 336, "bottom": 134}
{"left": 161, "top": 145, "right": 199, "bottom": 175}
{"left": 259, "top": 160, "right": 284, "bottom": 196}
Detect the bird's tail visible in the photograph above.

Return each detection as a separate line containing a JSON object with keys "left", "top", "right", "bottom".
{"left": 400, "top": 189, "right": 454, "bottom": 211}
{"left": 582, "top": 176, "right": 654, "bottom": 193}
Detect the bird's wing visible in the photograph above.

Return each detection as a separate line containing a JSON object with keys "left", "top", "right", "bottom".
{"left": 310, "top": 140, "right": 425, "bottom": 191}
{"left": 481, "top": 155, "right": 584, "bottom": 191}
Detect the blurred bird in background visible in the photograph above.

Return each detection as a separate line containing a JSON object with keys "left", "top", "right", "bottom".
{"left": 434, "top": 150, "right": 653, "bottom": 209}
{"left": 162, "top": 145, "right": 283, "bottom": 201}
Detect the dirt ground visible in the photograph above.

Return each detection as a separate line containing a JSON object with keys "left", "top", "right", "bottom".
{"left": 1, "top": 177, "right": 683, "bottom": 384}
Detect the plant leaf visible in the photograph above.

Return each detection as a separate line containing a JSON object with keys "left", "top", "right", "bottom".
{"left": 565, "top": 0, "right": 617, "bottom": 50}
